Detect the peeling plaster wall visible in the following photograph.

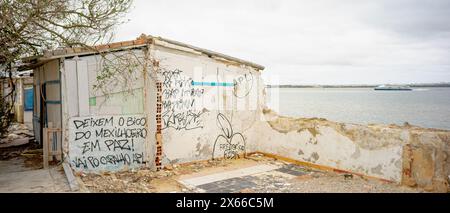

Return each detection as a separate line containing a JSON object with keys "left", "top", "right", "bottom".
{"left": 253, "top": 112, "right": 403, "bottom": 181}
{"left": 253, "top": 109, "right": 450, "bottom": 191}
{"left": 401, "top": 132, "right": 450, "bottom": 191}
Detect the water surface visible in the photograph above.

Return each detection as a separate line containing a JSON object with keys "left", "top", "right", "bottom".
{"left": 267, "top": 87, "right": 450, "bottom": 130}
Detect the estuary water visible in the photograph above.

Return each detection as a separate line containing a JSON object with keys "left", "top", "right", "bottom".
{"left": 266, "top": 87, "right": 450, "bottom": 130}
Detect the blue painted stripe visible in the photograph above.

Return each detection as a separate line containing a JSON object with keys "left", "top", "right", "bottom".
{"left": 191, "top": 81, "right": 235, "bottom": 87}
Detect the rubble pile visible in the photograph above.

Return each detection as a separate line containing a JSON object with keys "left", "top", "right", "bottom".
{"left": 75, "top": 155, "right": 424, "bottom": 193}
{"left": 0, "top": 123, "right": 34, "bottom": 146}
{"left": 0, "top": 123, "right": 36, "bottom": 160}
{"left": 81, "top": 170, "right": 158, "bottom": 193}
{"left": 79, "top": 159, "right": 234, "bottom": 192}
{"left": 80, "top": 169, "right": 185, "bottom": 193}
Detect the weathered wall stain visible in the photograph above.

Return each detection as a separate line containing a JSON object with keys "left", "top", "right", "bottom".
{"left": 262, "top": 108, "right": 450, "bottom": 192}
{"left": 195, "top": 142, "right": 211, "bottom": 158}
{"left": 402, "top": 143, "right": 449, "bottom": 192}
{"left": 264, "top": 108, "right": 449, "bottom": 150}
{"left": 311, "top": 152, "right": 319, "bottom": 162}
{"left": 351, "top": 147, "right": 361, "bottom": 159}
{"left": 308, "top": 137, "right": 318, "bottom": 145}
{"left": 371, "top": 165, "right": 383, "bottom": 175}
{"left": 233, "top": 71, "right": 253, "bottom": 98}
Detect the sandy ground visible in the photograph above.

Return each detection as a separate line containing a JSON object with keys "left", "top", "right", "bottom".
{"left": 0, "top": 143, "right": 424, "bottom": 193}
{"left": 0, "top": 143, "right": 71, "bottom": 193}
{"left": 0, "top": 158, "right": 71, "bottom": 192}
{"left": 79, "top": 154, "right": 424, "bottom": 193}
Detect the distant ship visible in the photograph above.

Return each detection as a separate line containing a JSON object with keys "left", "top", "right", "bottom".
{"left": 374, "top": 85, "right": 413, "bottom": 91}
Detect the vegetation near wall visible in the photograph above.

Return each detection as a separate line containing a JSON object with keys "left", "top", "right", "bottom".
{"left": 0, "top": 0, "right": 133, "bottom": 136}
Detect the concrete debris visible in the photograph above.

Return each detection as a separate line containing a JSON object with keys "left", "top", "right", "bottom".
{"left": 246, "top": 153, "right": 276, "bottom": 162}
{"left": 164, "top": 165, "right": 174, "bottom": 171}
{"left": 0, "top": 123, "right": 34, "bottom": 148}
{"left": 0, "top": 138, "right": 29, "bottom": 149}
{"left": 0, "top": 142, "right": 42, "bottom": 161}
{"left": 13, "top": 130, "right": 34, "bottom": 137}
{"left": 80, "top": 169, "right": 184, "bottom": 193}
{"left": 7, "top": 123, "right": 29, "bottom": 131}
{"left": 7, "top": 133, "right": 20, "bottom": 140}
{"left": 77, "top": 156, "right": 424, "bottom": 193}
{"left": 78, "top": 159, "right": 242, "bottom": 192}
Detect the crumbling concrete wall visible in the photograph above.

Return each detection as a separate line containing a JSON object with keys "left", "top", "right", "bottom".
{"left": 252, "top": 109, "right": 450, "bottom": 192}
{"left": 401, "top": 132, "right": 450, "bottom": 192}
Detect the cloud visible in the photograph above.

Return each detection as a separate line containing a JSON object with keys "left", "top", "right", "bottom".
{"left": 116, "top": 0, "right": 450, "bottom": 84}
{"left": 362, "top": 0, "right": 450, "bottom": 38}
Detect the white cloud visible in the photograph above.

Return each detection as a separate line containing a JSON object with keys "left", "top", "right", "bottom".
{"left": 115, "top": 0, "right": 450, "bottom": 84}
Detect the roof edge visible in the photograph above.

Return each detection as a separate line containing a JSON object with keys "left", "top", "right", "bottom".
{"left": 149, "top": 35, "right": 265, "bottom": 70}
{"left": 20, "top": 34, "right": 265, "bottom": 71}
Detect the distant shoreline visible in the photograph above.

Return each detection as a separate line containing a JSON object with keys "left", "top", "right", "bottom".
{"left": 267, "top": 83, "right": 450, "bottom": 88}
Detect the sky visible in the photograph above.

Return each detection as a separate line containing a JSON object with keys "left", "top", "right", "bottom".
{"left": 115, "top": 0, "right": 450, "bottom": 85}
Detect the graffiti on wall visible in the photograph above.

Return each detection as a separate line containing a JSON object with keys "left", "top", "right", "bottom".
{"left": 212, "top": 113, "right": 246, "bottom": 159}
{"left": 233, "top": 71, "right": 253, "bottom": 98}
{"left": 69, "top": 115, "right": 147, "bottom": 172}
{"left": 162, "top": 69, "right": 205, "bottom": 130}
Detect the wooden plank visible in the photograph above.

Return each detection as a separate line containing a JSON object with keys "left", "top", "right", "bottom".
{"left": 55, "top": 125, "right": 62, "bottom": 161}
{"left": 55, "top": 131, "right": 62, "bottom": 161}
{"left": 76, "top": 60, "right": 90, "bottom": 116}
{"left": 47, "top": 122, "right": 54, "bottom": 161}
{"left": 62, "top": 163, "right": 80, "bottom": 191}
{"left": 43, "top": 128, "right": 49, "bottom": 169}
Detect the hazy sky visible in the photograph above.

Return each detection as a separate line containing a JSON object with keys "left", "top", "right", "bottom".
{"left": 116, "top": 0, "right": 450, "bottom": 85}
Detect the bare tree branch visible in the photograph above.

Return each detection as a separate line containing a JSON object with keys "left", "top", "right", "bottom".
{"left": 0, "top": 0, "right": 133, "bottom": 136}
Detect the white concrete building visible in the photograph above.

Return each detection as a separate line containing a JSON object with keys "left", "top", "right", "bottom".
{"left": 24, "top": 34, "right": 266, "bottom": 172}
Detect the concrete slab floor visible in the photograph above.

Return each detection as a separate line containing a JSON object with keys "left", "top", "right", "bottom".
{"left": 0, "top": 158, "right": 71, "bottom": 193}
{"left": 182, "top": 162, "right": 423, "bottom": 193}
{"left": 79, "top": 155, "right": 425, "bottom": 193}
